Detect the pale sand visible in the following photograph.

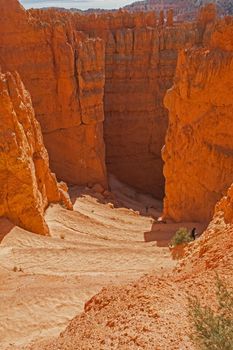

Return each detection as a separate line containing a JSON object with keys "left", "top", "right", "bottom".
{"left": 0, "top": 178, "right": 207, "bottom": 349}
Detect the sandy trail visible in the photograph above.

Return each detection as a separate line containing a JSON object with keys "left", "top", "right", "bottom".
{"left": 0, "top": 179, "right": 206, "bottom": 349}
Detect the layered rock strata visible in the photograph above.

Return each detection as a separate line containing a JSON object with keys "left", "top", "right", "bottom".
{"left": 67, "top": 11, "right": 198, "bottom": 197}
{"left": 2, "top": 1, "right": 200, "bottom": 198}
{"left": 0, "top": 0, "right": 107, "bottom": 188}
{"left": 2, "top": 1, "right": 223, "bottom": 201}
{"left": 103, "top": 24, "right": 198, "bottom": 198}
{"left": 0, "top": 71, "right": 72, "bottom": 234}
{"left": 163, "top": 17, "right": 233, "bottom": 222}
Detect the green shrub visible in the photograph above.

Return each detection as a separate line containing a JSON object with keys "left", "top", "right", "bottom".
{"left": 170, "top": 227, "right": 193, "bottom": 247}
{"left": 188, "top": 277, "right": 233, "bottom": 350}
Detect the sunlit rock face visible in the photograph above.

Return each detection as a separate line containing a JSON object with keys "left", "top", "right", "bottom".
{"left": 0, "top": 71, "right": 72, "bottom": 235}
{"left": 1, "top": 1, "right": 200, "bottom": 198}
{"left": 163, "top": 16, "right": 233, "bottom": 222}
{"left": 0, "top": 0, "right": 107, "bottom": 188}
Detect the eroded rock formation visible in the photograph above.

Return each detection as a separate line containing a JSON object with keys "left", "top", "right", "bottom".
{"left": 0, "top": 71, "right": 72, "bottom": 234}
{"left": 3, "top": 1, "right": 232, "bottom": 212}
{"left": 0, "top": 0, "right": 107, "bottom": 188}
{"left": 68, "top": 11, "right": 198, "bottom": 197}
{"left": 216, "top": 183, "right": 233, "bottom": 224}
{"left": 103, "top": 23, "right": 198, "bottom": 198}
{"left": 1, "top": 1, "right": 201, "bottom": 198}
{"left": 163, "top": 16, "right": 233, "bottom": 222}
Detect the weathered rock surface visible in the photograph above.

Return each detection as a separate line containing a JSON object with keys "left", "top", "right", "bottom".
{"left": 103, "top": 24, "right": 198, "bottom": 198}
{"left": 1, "top": 2, "right": 201, "bottom": 198}
{"left": 3, "top": 1, "right": 230, "bottom": 205}
{"left": 0, "top": 71, "right": 72, "bottom": 235}
{"left": 0, "top": 0, "right": 107, "bottom": 188}
{"left": 163, "top": 16, "right": 233, "bottom": 222}
{"left": 177, "top": 181, "right": 233, "bottom": 276}
{"left": 216, "top": 183, "right": 233, "bottom": 224}
{"left": 67, "top": 11, "right": 198, "bottom": 198}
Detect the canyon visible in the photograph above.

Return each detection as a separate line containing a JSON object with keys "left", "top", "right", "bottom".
{"left": 1, "top": 1, "right": 200, "bottom": 198}
{"left": 0, "top": 0, "right": 233, "bottom": 349}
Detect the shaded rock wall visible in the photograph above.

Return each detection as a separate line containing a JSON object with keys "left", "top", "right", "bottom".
{"left": 68, "top": 11, "right": 198, "bottom": 198}
{"left": 0, "top": 0, "right": 107, "bottom": 188}
{"left": 103, "top": 24, "right": 198, "bottom": 198}
{"left": 163, "top": 17, "right": 233, "bottom": 222}
{"left": 0, "top": 71, "right": 71, "bottom": 235}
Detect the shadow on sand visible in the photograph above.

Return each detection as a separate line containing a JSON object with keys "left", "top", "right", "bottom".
{"left": 144, "top": 221, "right": 209, "bottom": 248}
{"left": 0, "top": 218, "right": 15, "bottom": 243}
{"left": 68, "top": 183, "right": 163, "bottom": 217}
{"left": 68, "top": 183, "right": 208, "bottom": 250}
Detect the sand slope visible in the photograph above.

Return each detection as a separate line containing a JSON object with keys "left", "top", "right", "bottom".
{"left": 0, "top": 180, "right": 206, "bottom": 349}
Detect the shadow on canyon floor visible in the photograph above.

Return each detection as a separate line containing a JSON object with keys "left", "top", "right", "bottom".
{"left": 0, "top": 181, "right": 210, "bottom": 349}
{"left": 0, "top": 218, "right": 15, "bottom": 243}
{"left": 143, "top": 221, "right": 208, "bottom": 247}
{"left": 69, "top": 175, "right": 163, "bottom": 217}
{"left": 68, "top": 182, "right": 208, "bottom": 249}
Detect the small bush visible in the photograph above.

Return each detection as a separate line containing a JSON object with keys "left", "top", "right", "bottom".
{"left": 60, "top": 233, "right": 65, "bottom": 240}
{"left": 170, "top": 227, "right": 193, "bottom": 247}
{"left": 189, "top": 277, "right": 233, "bottom": 350}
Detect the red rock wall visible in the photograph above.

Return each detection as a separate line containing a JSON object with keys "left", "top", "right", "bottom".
{"left": 5, "top": 2, "right": 223, "bottom": 203}
{"left": 216, "top": 183, "right": 233, "bottom": 224}
{"left": 103, "top": 24, "right": 198, "bottom": 198}
{"left": 163, "top": 17, "right": 233, "bottom": 222}
{"left": 2, "top": 4, "right": 200, "bottom": 198}
{"left": 68, "top": 11, "right": 198, "bottom": 197}
{"left": 0, "top": 0, "right": 107, "bottom": 188}
{"left": 0, "top": 71, "right": 71, "bottom": 235}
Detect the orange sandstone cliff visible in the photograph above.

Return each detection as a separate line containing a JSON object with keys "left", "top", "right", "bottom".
{"left": 72, "top": 12, "right": 198, "bottom": 198}
{"left": 103, "top": 22, "right": 198, "bottom": 198}
{"left": 0, "top": 0, "right": 107, "bottom": 188}
{"left": 5, "top": 5, "right": 200, "bottom": 198}
{"left": 0, "top": 71, "right": 72, "bottom": 235}
{"left": 216, "top": 183, "right": 233, "bottom": 224}
{"left": 56, "top": 10, "right": 197, "bottom": 198}
{"left": 3, "top": 1, "right": 232, "bottom": 209}
{"left": 163, "top": 16, "right": 233, "bottom": 222}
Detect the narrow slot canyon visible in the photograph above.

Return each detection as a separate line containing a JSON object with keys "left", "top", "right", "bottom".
{"left": 0, "top": 1, "right": 233, "bottom": 350}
